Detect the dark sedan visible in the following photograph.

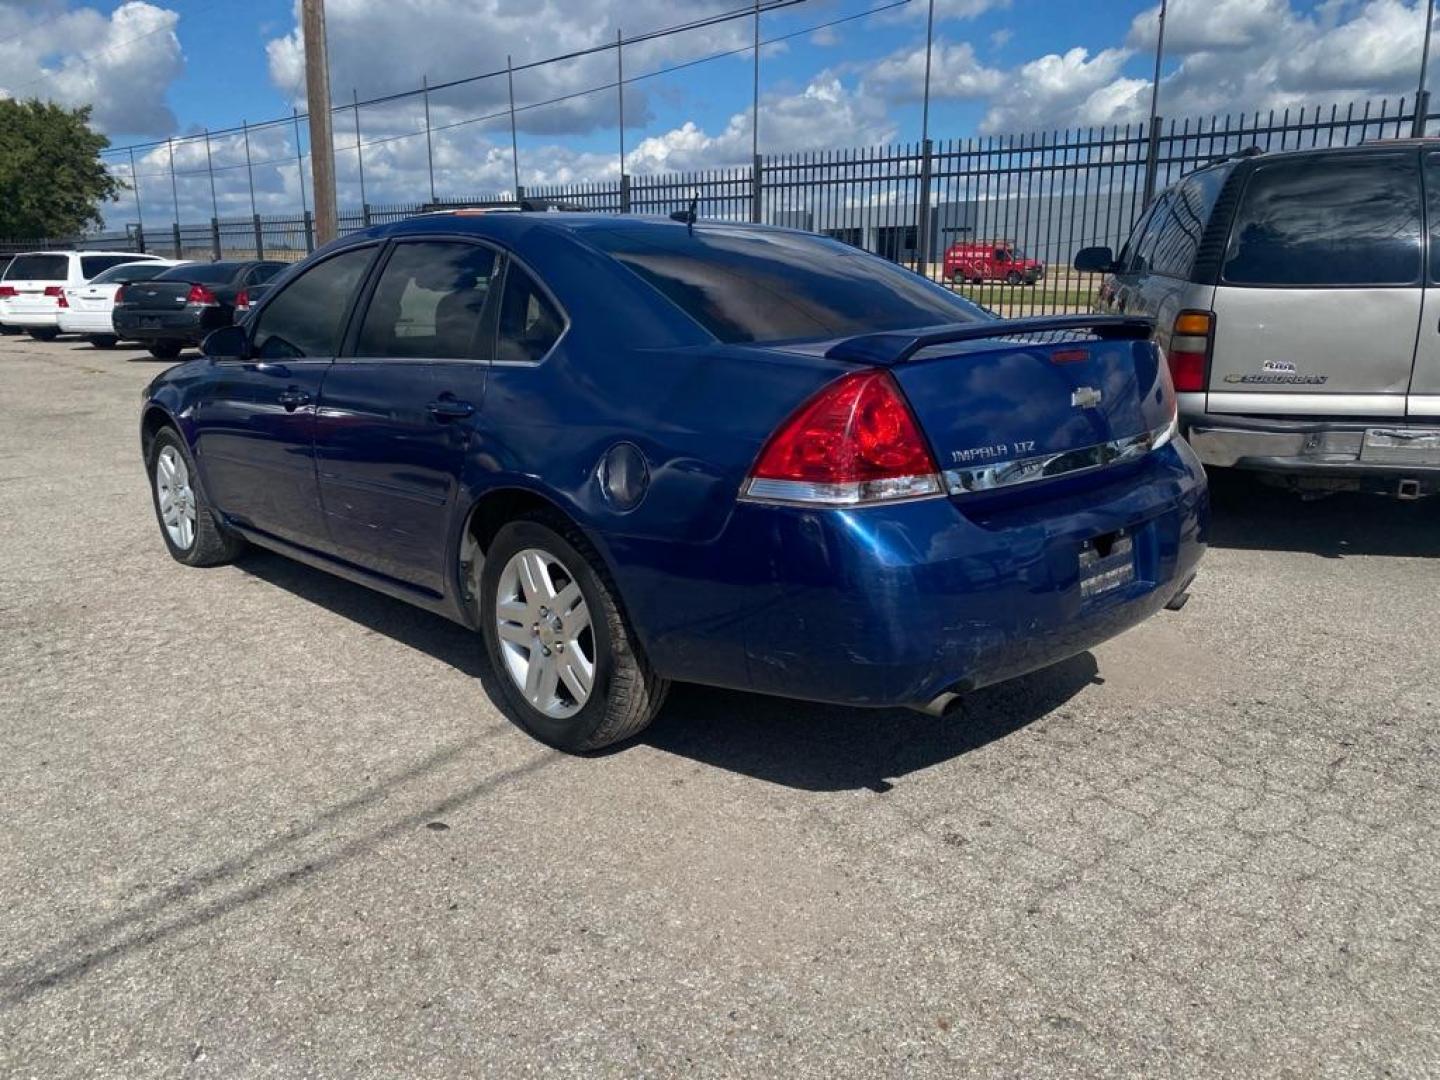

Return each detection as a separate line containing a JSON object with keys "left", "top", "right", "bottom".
{"left": 114, "top": 260, "right": 287, "bottom": 359}
{"left": 138, "top": 212, "right": 1206, "bottom": 752}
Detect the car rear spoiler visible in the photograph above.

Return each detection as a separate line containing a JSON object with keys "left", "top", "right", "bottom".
{"left": 824, "top": 314, "right": 1156, "bottom": 366}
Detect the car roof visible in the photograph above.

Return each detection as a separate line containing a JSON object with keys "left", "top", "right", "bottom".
{"left": 348, "top": 211, "right": 814, "bottom": 247}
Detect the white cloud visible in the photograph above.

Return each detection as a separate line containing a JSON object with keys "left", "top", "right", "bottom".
{"left": 0, "top": 1, "right": 183, "bottom": 136}
{"left": 877, "top": 0, "right": 1009, "bottom": 23}
{"left": 1126, "top": 0, "right": 1291, "bottom": 53}
{"left": 863, "top": 39, "right": 1005, "bottom": 103}
{"left": 978, "top": 47, "right": 1145, "bottom": 132}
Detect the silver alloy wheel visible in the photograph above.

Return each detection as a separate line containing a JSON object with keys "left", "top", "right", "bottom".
{"left": 494, "top": 547, "right": 596, "bottom": 719}
{"left": 155, "top": 445, "right": 197, "bottom": 550}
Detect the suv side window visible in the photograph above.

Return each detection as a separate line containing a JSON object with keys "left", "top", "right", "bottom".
{"left": 1427, "top": 153, "right": 1440, "bottom": 283}
{"left": 1117, "top": 199, "right": 1161, "bottom": 275}
{"left": 251, "top": 246, "right": 374, "bottom": 360}
{"left": 496, "top": 263, "right": 564, "bottom": 364}
{"left": 1223, "top": 153, "right": 1423, "bottom": 287}
{"left": 355, "top": 241, "right": 499, "bottom": 360}
{"left": 1149, "top": 168, "right": 1228, "bottom": 279}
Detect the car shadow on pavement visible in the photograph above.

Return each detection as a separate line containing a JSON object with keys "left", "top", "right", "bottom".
{"left": 1206, "top": 469, "right": 1440, "bottom": 559}
{"left": 238, "top": 550, "right": 1096, "bottom": 793}
{"left": 640, "top": 656, "right": 1098, "bottom": 793}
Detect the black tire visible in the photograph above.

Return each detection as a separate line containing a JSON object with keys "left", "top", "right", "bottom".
{"left": 88, "top": 334, "right": 119, "bottom": 349}
{"left": 479, "top": 514, "right": 668, "bottom": 752}
{"left": 0, "top": 324, "right": 20, "bottom": 336}
{"left": 148, "top": 342, "right": 182, "bottom": 360}
{"left": 949, "top": 270, "right": 965, "bottom": 285}
{"left": 146, "top": 427, "right": 246, "bottom": 567}
{"left": 1006, "top": 271, "right": 1023, "bottom": 286}
{"left": 27, "top": 328, "right": 58, "bottom": 341}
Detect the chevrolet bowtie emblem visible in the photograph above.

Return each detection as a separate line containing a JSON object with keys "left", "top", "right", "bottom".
{"left": 1071, "top": 386, "right": 1103, "bottom": 408}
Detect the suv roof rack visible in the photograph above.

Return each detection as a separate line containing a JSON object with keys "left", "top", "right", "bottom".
{"left": 420, "top": 197, "right": 588, "bottom": 214}
{"left": 1204, "top": 145, "right": 1263, "bottom": 165}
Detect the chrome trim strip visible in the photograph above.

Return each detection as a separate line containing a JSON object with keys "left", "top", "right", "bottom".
{"left": 739, "top": 474, "right": 945, "bottom": 508}
{"left": 943, "top": 419, "right": 1175, "bottom": 496}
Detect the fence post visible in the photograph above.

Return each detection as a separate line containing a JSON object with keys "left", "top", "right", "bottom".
{"left": 516, "top": 184, "right": 526, "bottom": 203}
{"left": 1141, "top": 116, "right": 1163, "bottom": 207}
{"left": 135, "top": 223, "right": 146, "bottom": 254}
{"left": 1415, "top": 89, "right": 1432, "bottom": 138}
{"left": 751, "top": 153, "right": 762, "bottom": 223}
{"left": 362, "top": 203, "right": 372, "bottom": 228}
{"left": 303, "top": 209, "right": 315, "bottom": 253}
{"left": 210, "top": 217, "right": 221, "bottom": 260}
{"left": 171, "top": 222, "right": 182, "bottom": 260}
{"left": 620, "top": 172, "right": 631, "bottom": 213}
{"left": 915, "top": 138, "right": 933, "bottom": 276}
{"left": 253, "top": 214, "right": 265, "bottom": 260}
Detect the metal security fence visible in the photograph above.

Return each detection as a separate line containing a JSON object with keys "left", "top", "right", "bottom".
{"left": 5, "top": 95, "right": 1434, "bottom": 317}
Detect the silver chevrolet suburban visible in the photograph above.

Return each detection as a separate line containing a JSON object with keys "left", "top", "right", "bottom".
{"left": 1075, "top": 139, "right": 1439, "bottom": 498}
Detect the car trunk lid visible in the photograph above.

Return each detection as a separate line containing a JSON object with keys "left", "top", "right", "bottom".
{"left": 119, "top": 280, "right": 199, "bottom": 313}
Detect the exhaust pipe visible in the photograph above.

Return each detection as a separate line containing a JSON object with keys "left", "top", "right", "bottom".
{"left": 915, "top": 690, "right": 963, "bottom": 717}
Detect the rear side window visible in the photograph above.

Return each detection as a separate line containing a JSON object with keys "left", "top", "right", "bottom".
{"left": 252, "top": 247, "right": 374, "bottom": 360}
{"left": 496, "top": 263, "right": 564, "bottom": 363}
{"left": 4, "top": 254, "right": 67, "bottom": 280}
{"left": 1223, "top": 154, "right": 1422, "bottom": 286}
{"left": 588, "top": 226, "right": 984, "bottom": 343}
{"left": 1148, "top": 168, "right": 1229, "bottom": 279}
{"left": 356, "top": 241, "right": 498, "bottom": 360}
{"left": 81, "top": 255, "right": 148, "bottom": 278}
{"left": 88, "top": 262, "right": 168, "bottom": 285}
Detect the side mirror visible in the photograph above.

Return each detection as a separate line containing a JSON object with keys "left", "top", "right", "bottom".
{"left": 202, "top": 324, "right": 249, "bottom": 360}
{"left": 1073, "top": 246, "right": 1118, "bottom": 274}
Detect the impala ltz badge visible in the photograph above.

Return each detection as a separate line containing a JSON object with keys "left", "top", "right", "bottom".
{"left": 1071, "top": 386, "right": 1103, "bottom": 409}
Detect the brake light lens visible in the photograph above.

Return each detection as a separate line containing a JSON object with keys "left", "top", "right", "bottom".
{"left": 114, "top": 285, "right": 126, "bottom": 303}
{"left": 186, "top": 284, "right": 219, "bottom": 306}
{"left": 1168, "top": 310, "right": 1213, "bottom": 393}
{"left": 742, "top": 368, "right": 942, "bottom": 506}
{"left": 0, "top": 285, "right": 16, "bottom": 299}
{"left": 234, "top": 289, "right": 250, "bottom": 311}
{"left": 55, "top": 290, "right": 68, "bottom": 308}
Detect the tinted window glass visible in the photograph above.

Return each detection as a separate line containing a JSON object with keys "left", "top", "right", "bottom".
{"left": 252, "top": 247, "right": 373, "bottom": 360}
{"left": 4, "top": 254, "right": 68, "bottom": 280}
{"left": 81, "top": 255, "right": 148, "bottom": 278}
{"left": 496, "top": 263, "right": 564, "bottom": 363}
{"left": 1149, "top": 168, "right": 1228, "bottom": 279}
{"left": 1427, "top": 153, "right": 1440, "bottom": 282}
{"left": 1116, "top": 202, "right": 1160, "bottom": 274}
{"left": 586, "top": 227, "right": 986, "bottom": 343}
{"left": 89, "top": 262, "right": 168, "bottom": 285}
{"left": 356, "top": 242, "right": 498, "bottom": 360}
{"left": 1223, "top": 154, "right": 1422, "bottom": 286}
{"left": 155, "top": 263, "right": 240, "bottom": 284}
{"left": 248, "top": 263, "right": 283, "bottom": 284}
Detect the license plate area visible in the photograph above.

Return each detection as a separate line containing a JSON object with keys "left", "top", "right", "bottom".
{"left": 1361, "top": 428, "right": 1440, "bottom": 467}
{"left": 1079, "top": 530, "right": 1135, "bottom": 599}
{"left": 139, "top": 316, "right": 161, "bottom": 329}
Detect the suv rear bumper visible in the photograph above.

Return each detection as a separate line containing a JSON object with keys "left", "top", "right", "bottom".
{"left": 1184, "top": 414, "right": 1440, "bottom": 494}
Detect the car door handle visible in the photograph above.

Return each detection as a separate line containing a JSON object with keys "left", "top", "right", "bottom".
{"left": 427, "top": 397, "right": 475, "bottom": 421}
{"left": 277, "top": 388, "right": 311, "bottom": 411}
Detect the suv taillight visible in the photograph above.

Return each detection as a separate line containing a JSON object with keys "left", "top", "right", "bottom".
{"left": 186, "top": 284, "right": 219, "bottom": 306}
{"left": 741, "top": 369, "right": 942, "bottom": 507}
{"left": 1168, "top": 310, "right": 1213, "bottom": 393}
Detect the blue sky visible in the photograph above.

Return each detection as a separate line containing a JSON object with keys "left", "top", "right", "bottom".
{"left": 0, "top": 0, "right": 1433, "bottom": 220}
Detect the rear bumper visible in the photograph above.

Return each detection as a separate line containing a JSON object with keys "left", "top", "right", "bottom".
{"left": 0, "top": 307, "right": 60, "bottom": 329}
{"left": 607, "top": 441, "right": 1208, "bottom": 709}
{"left": 112, "top": 307, "right": 221, "bottom": 344}
{"left": 57, "top": 310, "right": 116, "bottom": 335}
{"left": 1185, "top": 413, "right": 1440, "bottom": 491}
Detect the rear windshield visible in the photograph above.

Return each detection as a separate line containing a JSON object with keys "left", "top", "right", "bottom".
{"left": 585, "top": 227, "right": 986, "bottom": 343}
{"left": 88, "top": 262, "right": 169, "bottom": 285}
{"left": 155, "top": 263, "right": 238, "bottom": 284}
{"left": 3, "top": 254, "right": 68, "bottom": 281}
{"left": 81, "top": 254, "right": 150, "bottom": 278}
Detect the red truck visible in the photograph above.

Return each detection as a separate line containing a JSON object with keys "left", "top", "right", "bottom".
{"left": 943, "top": 241, "right": 1045, "bottom": 285}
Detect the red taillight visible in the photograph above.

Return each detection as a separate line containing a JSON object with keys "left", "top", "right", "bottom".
{"left": 55, "top": 291, "right": 68, "bottom": 308}
{"left": 43, "top": 285, "right": 63, "bottom": 297}
{"left": 234, "top": 289, "right": 250, "bottom": 310}
{"left": 743, "top": 369, "right": 942, "bottom": 506}
{"left": 0, "top": 286, "right": 16, "bottom": 299}
{"left": 114, "top": 285, "right": 125, "bottom": 303}
{"left": 186, "top": 284, "right": 218, "bottom": 306}
{"left": 1168, "top": 310, "right": 1213, "bottom": 393}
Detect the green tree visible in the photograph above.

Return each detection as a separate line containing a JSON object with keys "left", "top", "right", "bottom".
{"left": 0, "top": 99, "right": 122, "bottom": 238}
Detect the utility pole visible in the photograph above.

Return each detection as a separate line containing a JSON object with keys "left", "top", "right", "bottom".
{"left": 751, "top": 0, "right": 761, "bottom": 161}
{"left": 1416, "top": 0, "right": 1435, "bottom": 136}
{"left": 301, "top": 0, "right": 338, "bottom": 245}
{"left": 616, "top": 29, "right": 625, "bottom": 177}
{"left": 920, "top": 0, "right": 935, "bottom": 145}
{"left": 1146, "top": 0, "right": 1167, "bottom": 129}
{"left": 1142, "top": 0, "right": 1168, "bottom": 206}
{"left": 507, "top": 57, "right": 521, "bottom": 196}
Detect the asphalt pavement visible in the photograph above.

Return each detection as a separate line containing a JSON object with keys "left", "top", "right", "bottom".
{"left": 1, "top": 333, "right": 1436, "bottom": 1078}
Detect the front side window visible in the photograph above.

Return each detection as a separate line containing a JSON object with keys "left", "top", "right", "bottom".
{"left": 1223, "top": 154, "right": 1422, "bottom": 287}
{"left": 355, "top": 242, "right": 498, "bottom": 360}
{"left": 587, "top": 226, "right": 986, "bottom": 344}
{"left": 496, "top": 263, "right": 564, "bottom": 363}
{"left": 251, "top": 246, "right": 374, "bottom": 360}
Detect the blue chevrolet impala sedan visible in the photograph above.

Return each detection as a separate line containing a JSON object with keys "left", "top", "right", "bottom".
{"left": 139, "top": 209, "right": 1207, "bottom": 751}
